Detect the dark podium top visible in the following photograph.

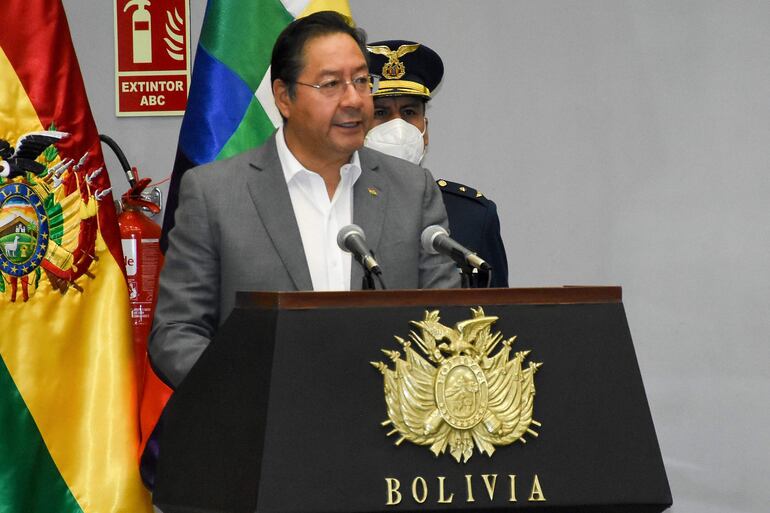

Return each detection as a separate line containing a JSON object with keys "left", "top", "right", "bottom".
{"left": 154, "top": 287, "right": 671, "bottom": 513}
{"left": 236, "top": 286, "right": 622, "bottom": 310}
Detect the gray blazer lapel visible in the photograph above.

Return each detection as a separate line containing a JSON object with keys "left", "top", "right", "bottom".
{"left": 351, "top": 149, "right": 387, "bottom": 289}
{"left": 245, "top": 134, "right": 313, "bottom": 290}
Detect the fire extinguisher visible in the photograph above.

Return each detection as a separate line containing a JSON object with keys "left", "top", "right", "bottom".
{"left": 101, "top": 136, "right": 173, "bottom": 482}
{"left": 100, "top": 134, "right": 163, "bottom": 388}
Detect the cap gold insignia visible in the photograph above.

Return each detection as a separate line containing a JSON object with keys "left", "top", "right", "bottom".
{"left": 371, "top": 307, "right": 543, "bottom": 463}
{"left": 368, "top": 187, "right": 378, "bottom": 196}
{"left": 367, "top": 43, "right": 421, "bottom": 80}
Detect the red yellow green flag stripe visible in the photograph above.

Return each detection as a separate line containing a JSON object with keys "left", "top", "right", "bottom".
{"left": 0, "top": 1, "right": 152, "bottom": 511}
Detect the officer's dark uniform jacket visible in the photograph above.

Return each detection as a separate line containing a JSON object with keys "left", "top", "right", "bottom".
{"left": 437, "top": 179, "right": 508, "bottom": 288}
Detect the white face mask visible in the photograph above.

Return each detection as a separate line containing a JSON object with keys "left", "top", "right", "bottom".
{"left": 364, "top": 118, "right": 426, "bottom": 165}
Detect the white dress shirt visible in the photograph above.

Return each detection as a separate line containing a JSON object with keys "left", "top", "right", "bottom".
{"left": 275, "top": 126, "right": 361, "bottom": 291}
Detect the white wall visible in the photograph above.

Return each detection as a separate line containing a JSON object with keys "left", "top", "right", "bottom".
{"left": 65, "top": 1, "right": 769, "bottom": 511}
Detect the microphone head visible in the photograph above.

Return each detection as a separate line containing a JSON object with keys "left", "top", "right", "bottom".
{"left": 336, "top": 224, "right": 366, "bottom": 253}
{"left": 421, "top": 225, "right": 448, "bottom": 254}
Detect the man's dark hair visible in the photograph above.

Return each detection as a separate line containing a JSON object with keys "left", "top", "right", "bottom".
{"left": 271, "top": 11, "right": 368, "bottom": 100}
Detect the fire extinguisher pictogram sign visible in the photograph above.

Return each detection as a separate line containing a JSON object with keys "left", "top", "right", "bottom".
{"left": 114, "top": 0, "right": 191, "bottom": 116}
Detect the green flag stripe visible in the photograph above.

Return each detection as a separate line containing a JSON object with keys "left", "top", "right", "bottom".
{"left": 216, "top": 98, "right": 277, "bottom": 160}
{"left": 200, "top": 0, "right": 293, "bottom": 91}
{"left": 0, "top": 357, "right": 83, "bottom": 513}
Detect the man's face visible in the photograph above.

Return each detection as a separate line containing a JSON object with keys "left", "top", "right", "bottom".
{"left": 275, "top": 33, "right": 373, "bottom": 165}
{"left": 372, "top": 96, "right": 428, "bottom": 146}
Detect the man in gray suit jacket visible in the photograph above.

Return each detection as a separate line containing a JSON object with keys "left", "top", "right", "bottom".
{"left": 150, "top": 12, "right": 459, "bottom": 388}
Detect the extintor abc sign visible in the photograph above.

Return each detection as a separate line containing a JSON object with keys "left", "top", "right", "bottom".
{"left": 114, "top": 0, "right": 191, "bottom": 116}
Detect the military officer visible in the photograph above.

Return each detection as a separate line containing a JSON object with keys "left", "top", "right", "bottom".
{"left": 364, "top": 40, "right": 508, "bottom": 287}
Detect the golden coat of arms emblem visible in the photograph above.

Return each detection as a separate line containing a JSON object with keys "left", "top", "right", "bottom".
{"left": 0, "top": 129, "right": 105, "bottom": 302}
{"left": 371, "top": 307, "right": 542, "bottom": 463}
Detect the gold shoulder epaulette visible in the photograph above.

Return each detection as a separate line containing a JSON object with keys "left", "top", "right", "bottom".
{"left": 436, "top": 179, "right": 484, "bottom": 201}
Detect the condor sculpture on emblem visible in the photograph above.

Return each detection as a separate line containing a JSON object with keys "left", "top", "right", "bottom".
{"left": 371, "top": 307, "right": 542, "bottom": 463}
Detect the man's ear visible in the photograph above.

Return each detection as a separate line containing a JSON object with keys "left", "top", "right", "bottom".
{"left": 273, "top": 79, "right": 292, "bottom": 119}
{"left": 423, "top": 116, "right": 430, "bottom": 147}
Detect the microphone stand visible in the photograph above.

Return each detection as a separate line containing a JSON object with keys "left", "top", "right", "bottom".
{"left": 458, "top": 264, "right": 493, "bottom": 288}
{"left": 362, "top": 268, "right": 376, "bottom": 290}
{"left": 359, "top": 250, "right": 387, "bottom": 290}
{"left": 458, "top": 264, "right": 474, "bottom": 289}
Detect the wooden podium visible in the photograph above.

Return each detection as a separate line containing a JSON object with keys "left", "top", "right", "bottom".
{"left": 153, "top": 287, "right": 672, "bottom": 513}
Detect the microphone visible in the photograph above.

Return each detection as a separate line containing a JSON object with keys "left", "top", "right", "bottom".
{"left": 421, "top": 225, "right": 491, "bottom": 271}
{"left": 336, "top": 224, "right": 382, "bottom": 275}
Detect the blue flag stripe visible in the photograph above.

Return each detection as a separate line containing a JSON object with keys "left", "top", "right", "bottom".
{"left": 178, "top": 45, "right": 255, "bottom": 165}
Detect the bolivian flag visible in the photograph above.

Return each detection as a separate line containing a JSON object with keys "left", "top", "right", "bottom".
{"left": 161, "top": 0, "right": 352, "bottom": 246}
{"left": 0, "top": 1, "right": 152, "bottom": 512}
